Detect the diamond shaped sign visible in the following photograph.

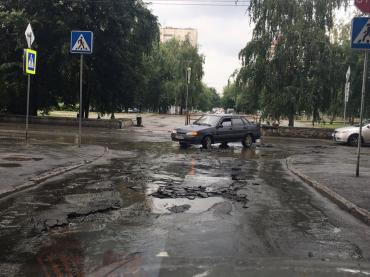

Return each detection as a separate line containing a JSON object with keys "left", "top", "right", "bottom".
{"left": 25, "top": 23, "right": 35, "bottom": 48}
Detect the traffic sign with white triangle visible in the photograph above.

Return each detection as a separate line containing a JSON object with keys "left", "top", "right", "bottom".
{"left": 70, "top": 31, "right": 93, "bottom": 54}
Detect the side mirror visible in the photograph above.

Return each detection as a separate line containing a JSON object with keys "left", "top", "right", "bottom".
{"left": 217, "top": 124, "right": 223, "bottom": 129}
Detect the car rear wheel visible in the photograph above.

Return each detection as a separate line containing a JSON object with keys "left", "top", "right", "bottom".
{"left": 202, "top": 136, "right": 212, "bottom": 149}
{"left": 242, "top": 134, "right": 253, "bottom": 148}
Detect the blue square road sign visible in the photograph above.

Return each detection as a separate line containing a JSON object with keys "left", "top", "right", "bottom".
{"left": 24, "top": 49, "right": 37, "bottom": 75}
{"left": 70, "top": 31, "right": 93, "bottom": 54}
{"left": 351, "top": 17, "right": 370, "bottom": 50}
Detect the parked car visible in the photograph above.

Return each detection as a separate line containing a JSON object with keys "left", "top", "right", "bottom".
{"left": 171, "top": 114, "right": 261, "bottom": 149}
{"left": 128, "top": 108, "right": 139, "bottom": 113}
{"left": 332, "top": 120, "right": 370, "bottom": 146}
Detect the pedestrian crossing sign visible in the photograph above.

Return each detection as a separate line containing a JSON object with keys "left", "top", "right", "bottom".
{"left": 351, "top": 17, "right": 370, "bottom": 50}
{"left": 70, "top": 31, "right": 93, "bottom": 54}
{"left": 24, "top": 49, "right": 37, "bottom": 75}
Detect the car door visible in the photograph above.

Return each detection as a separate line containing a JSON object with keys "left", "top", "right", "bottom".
{"left": 231, "top": 117, "right": 246, "bottom": 141}
{"left": 242, "top": 117, "right": 258, "bottom": 136}
{"left": 216, "top": 116, "right": 233, "bottom": 142}
{"left": 363, "top": 124, "right": 370, "bottom": 143}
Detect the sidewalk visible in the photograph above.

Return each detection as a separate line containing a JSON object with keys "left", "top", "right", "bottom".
{"left": 0, "top": 140, "right": 107, "bottom": 197}
{"left": 287, "top": 145, "right": 370, "bottom": 225}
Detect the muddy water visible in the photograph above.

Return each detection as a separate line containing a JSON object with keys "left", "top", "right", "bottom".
{"left": 0, "top": 141, "right": 369, "bottom": 276}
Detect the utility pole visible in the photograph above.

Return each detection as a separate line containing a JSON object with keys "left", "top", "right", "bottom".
{"left": 185, "top": 67, "right": 191, "bottom": 125}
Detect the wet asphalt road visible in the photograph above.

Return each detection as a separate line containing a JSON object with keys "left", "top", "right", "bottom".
{"left": 0, "top": 128, "right": 370, "bottom": 276}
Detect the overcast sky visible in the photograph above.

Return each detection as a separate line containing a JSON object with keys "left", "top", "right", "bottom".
{"left": 149, "top": 3, "right": 354, "bottom": 95}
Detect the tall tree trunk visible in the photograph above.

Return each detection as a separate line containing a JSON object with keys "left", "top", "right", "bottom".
{"left": 288, "top": 113, "right": 294, "bottom": 127}
{"left": 330, "top": 114, "right": 335, "bottom": 124}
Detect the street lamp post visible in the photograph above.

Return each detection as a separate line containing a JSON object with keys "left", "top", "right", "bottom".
{"left": 185, "top": 67, "right": 191, "bottom": 125}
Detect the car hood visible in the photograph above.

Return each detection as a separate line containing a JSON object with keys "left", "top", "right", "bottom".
{"left": 175, "top": 124, "right": 211, "bottom": 133}
{"left": 334, "top": 126, "right": 359, "bottom": 132}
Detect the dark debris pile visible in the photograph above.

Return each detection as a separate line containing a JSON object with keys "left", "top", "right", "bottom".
{"left": 150, "top": 181, "right": 257, "bottom": 208}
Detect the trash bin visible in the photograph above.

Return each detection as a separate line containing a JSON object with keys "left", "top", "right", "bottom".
{"left": 136, "top": 114, "right": 142, "bottom": 127}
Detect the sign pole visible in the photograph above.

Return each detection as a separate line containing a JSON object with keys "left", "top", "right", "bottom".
{"left": 356, "top": 51, "right": 367, "bottom": 177}
{"left": 24, "top": 25, "right": 34, "bottom": 144}
{"left": 70, "top": 30, "right": 93, "bottom": 147}
{"left": 79, "top": 54, "right": 83, "bottom": 147}
{"left": 25, "top": 74, "right": 30, "bottom": 143}
{"left": 343, "top": 93, "right": 347, "bottom": 126}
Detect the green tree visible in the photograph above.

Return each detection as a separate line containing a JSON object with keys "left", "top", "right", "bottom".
{"left": 238, "top": 0, "right": 349, "bottom": 126}
{"left": 221, "top": 83, "right": 238, "bottom": 110}
{"left": 0, "top": 9, "right": 28, "bottom": 113}
{"left": 196, "top": 85, "right": 220, "bottom": 112}
{"left": 0, "top": 0, "right": 159, "bottom": 117}
{"left": 141, "top": 38, "right": 204, "bottom": 114}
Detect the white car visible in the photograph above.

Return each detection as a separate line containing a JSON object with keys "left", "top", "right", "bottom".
{"left": 332, "top": 120, "right": 370, "bottom": 146}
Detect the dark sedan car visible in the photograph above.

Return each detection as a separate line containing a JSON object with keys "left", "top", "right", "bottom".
{"left": 171, "top": 114, "right": 261, "bottom": 149}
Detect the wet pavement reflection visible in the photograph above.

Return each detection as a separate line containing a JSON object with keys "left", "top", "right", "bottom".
{"left": 0, "top": 138, "right": 370, "bottom": 276}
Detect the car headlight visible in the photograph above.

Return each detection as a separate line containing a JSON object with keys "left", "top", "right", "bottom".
{"left": 186, "top": 131, "right": 198, "bottom": 137}
{"left": 172, "top": 129, "right": 177, "bottom": 134}
{"left": 338, "top": 130, "right": 348, "bottom": 134}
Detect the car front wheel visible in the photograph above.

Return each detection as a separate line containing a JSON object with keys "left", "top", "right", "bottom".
{"left": 202, "top": 136, "right": 212, "bottom": 149}
{"left": 242, "top": 134, "right": 253, "bottom": 148}
{"left": 348, "top": 134, "right": 360, "bottom": 147}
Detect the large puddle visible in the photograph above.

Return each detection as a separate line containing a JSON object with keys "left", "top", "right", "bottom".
{"left": 150, "top": 197, "right": 225, "bottom": 214}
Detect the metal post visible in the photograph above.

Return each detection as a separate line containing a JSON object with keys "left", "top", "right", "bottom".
{"left": 25, "top": 74, "right": 30, "bottom": 143}
{"left": 185, "top": 82, "right": 189, "bottom": 125}
{"left": 79, "top": 54, "right": 83, "bottom": 147}
{"left": 343, "top": 92, "right": 347, "bottom": 126}
{"left": 356, "top": 51, "right": 367, "bottom": 177}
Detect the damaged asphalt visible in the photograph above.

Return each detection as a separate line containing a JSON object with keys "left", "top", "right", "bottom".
{"left": 0, "top": 126, "right": 370, "bottom": 275}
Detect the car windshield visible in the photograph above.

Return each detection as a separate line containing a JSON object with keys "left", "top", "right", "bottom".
{"left": 194, "top": 115, "right": 220, "bottom": 126}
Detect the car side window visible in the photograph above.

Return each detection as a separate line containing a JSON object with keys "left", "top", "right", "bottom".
{"left": 241, "top": 118, "right": 251, "bottom": 125}
{"left": 220, "top": 118, "right": 232, "bottom": 127}
{"left": 232, "top": 118, "right": 244, "bottom": 127}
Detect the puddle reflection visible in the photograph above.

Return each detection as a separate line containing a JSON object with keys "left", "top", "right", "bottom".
{"left": 150, "top": 197, "right": 225, "bottom": 214}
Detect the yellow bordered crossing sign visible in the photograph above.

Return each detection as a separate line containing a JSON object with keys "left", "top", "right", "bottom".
{"left": 24, "top": 49, "right": 37, "bottom": 75}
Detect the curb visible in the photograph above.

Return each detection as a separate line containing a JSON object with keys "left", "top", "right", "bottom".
{"left": 286, "top": 157, "right": 370, "bottom": 226}
{"left": 0, "top": 146, "right": 109, "bottom": 199}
